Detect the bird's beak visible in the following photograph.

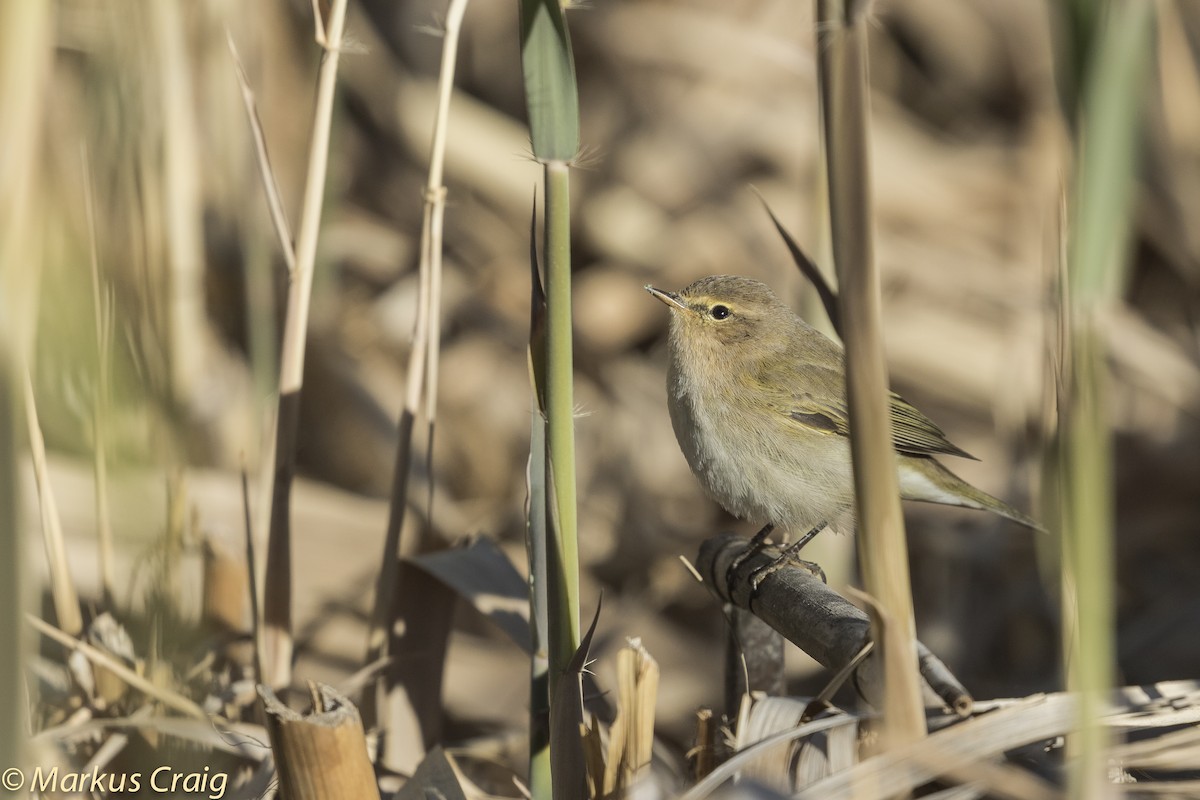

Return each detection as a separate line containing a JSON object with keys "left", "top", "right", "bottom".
{"left": 645, "top": 285, "right": 687, "bottom": 311}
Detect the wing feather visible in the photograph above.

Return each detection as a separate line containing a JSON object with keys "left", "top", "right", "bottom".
{"left": 775, "top": 370, "right": 975, "bottom": 460}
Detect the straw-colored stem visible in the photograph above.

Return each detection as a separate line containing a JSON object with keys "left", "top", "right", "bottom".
{"left": 362, "top": 0, "right": 468, "bottom": 736}
{"left": 24, "top": 371, "right": 82, "bottom": 636}
{"left": 259, "top": 684, "right": 381, "bottom": 800}
{"left": 815, "top": 0, "right": 924, "bottom": 746}
{"left": 151, "top": 0, "right": 205, "bottom": 409}
{"left": 420, "top": 0, "right": 470, "bottom": 522}
{"left": 82, "top": 147, "right": 116, "bottom": 608}
{"left": 276, "top": 0, "right": 350, "bottom": 402}
{"left": 263, "top": 0, "right": 351, "bottom": 690}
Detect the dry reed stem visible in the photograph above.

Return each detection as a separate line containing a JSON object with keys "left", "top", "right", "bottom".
{"left": 419, "top": 0, "right": 472, "bottom": 526}
{"left": 815, "top": 0, "right": 925, "bottom": 746}
{"left": 81, "top": 145, "right": 116, "bottom": 608}
{"left": 263, "top": 0, "right": 351, "bottom": 690}
{"left": 23, "top": 370, "right": 82, "bottom": 636}
{"left": 151, "top": 0, "right": 206, "bottom": 407}
{"left": 28, "top": 615, "right": 208, "bottom": 720}
{"left": 364, "top": 0, "right": 469, "bottom": 734}
{"left": 259, "top": 683, "right": 381, "bottom": 800}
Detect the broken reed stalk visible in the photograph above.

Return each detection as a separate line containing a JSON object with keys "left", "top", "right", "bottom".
{"left": 691, "top": 708, "right": 717, "bottom": 781}
{"left": 362, "top": 0, "right": 468, "bottom": 746}
{"left": 814, "top": 0, "right": 925, "bottom": 746}
{"left": 262, "top": 0, "right": 350, "bottom": 690}
{"left": 23, "top": 371, "right": 83, "bottom": 636}
{"left": 259, "top": 683, "right": 380, "bottom": 800}
{"left": 1058, "top": 4, "right": 1154, "bottom": 798}
{"left": 602, "top": 640, "right": 659, "bottom": 796}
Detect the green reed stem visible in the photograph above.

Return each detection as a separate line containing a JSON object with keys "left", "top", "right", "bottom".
{"left": 1061, "top": 3, "right": 1153, "bottom": 798}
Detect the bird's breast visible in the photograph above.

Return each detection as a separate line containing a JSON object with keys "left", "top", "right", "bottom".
{"left": 665, "top": 356, "right": 854, "bottom": 531}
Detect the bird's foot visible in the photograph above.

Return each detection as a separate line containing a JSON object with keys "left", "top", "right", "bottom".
{"left": 747, "top": 524, "right": 828, "bottom": 591}
{"left": 725, "top": 523, "right": 775, "bottom": 598}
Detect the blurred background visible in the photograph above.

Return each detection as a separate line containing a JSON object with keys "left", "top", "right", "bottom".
{"left": 14, "top": 0, "right": 1200, "bottom": 763}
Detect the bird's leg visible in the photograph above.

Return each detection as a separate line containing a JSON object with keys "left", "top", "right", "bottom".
{"left": 725, "top": 523, "right": 775, "bottom": 598}
{"left": 749, "top": 523, "right": 827, "bottom": 591}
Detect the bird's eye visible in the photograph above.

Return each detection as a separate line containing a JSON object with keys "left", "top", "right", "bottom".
{"left": 710, "top": 305, "right": 731, "bottom": 320}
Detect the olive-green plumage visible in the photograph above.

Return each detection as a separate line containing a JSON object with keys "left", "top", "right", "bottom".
{"left": 646, "top": 275, "right": 1039, "bottom": 535}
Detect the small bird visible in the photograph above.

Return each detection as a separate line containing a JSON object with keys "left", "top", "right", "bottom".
{"left": 646, "top": 275, "right": 1039, "bottom": 552}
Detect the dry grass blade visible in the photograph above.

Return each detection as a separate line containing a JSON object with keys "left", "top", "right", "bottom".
{"left": 226, "top": 31, "right": 297, "bottom": 275}
{"left": 680, "top": 713, "right": 862, "bottom": 800}
{"left": 408, "top": 538, "right": 531, "bottom": 651}
{"left": 27, "top": 614, "right": 209, "bottom": 720}
{"left": 752, "top": 187, "right": 842, "bottom": 336}
{"left": 792, "top": 694, "right": 1071, "bottom": 800}
{"left": 23, "top": 369, "right": 82, "bottom": 636}
{"left": 395, "top": 746, "right": 468, "bottom": 800}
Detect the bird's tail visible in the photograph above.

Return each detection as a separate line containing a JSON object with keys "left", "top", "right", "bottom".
{"left": 899, "top": 457, "right": 1043, "bottom": 531}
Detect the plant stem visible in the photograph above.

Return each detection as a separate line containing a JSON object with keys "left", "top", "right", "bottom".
{"left": 544, "top": 160, "right": 580, "bottom": 676}
{"left": 263, "top": 0, "right": 350, "bottom": 691}
{"left": 815, "top": 0, "right": 925, "bottom": 747}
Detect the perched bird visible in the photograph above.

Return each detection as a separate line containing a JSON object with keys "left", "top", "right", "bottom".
{"left": 646, "top": 275, "right": 1039, "bottom": 553}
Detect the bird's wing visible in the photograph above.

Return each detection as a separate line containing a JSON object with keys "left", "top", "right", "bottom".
{"left": 886, "top": 393, "right": 976, "bottom": 460}
{"left": 770, "top": 365, "right": 976, "bottom": 460}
